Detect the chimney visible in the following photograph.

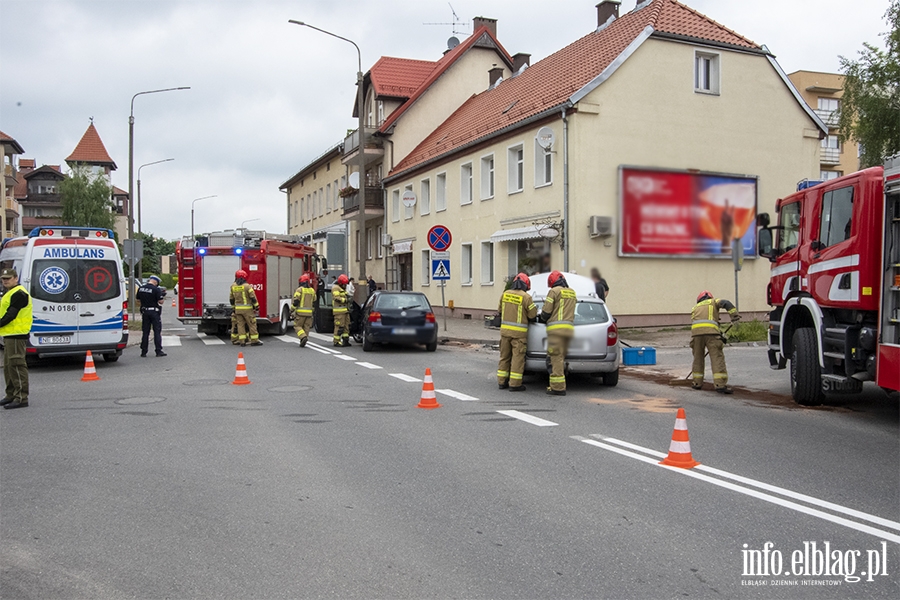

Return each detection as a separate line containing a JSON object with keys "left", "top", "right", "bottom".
{"left": 472, "top": 16, "right": 497, "bottom": 38}
{"left": 489, "top": 65, "right": 504, "bottom": 88}
{"left": 596, "top": 1, "right": 621, "bottom": 26}
{"left": 512, "top": 53, "right": 531, "bottom": 73}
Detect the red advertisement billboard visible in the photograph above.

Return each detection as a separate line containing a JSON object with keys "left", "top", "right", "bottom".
{"left": 619, "top": 166, "right": 758, "bottom": 258}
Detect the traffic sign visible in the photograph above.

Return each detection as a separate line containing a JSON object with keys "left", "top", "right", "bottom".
{"left": 432, "top": 259, "right": 450, "bottom": 280}
{"left": 427, "top": 225, "right": 452, "bottom": 251}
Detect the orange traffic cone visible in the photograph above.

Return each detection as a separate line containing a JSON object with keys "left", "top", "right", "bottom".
{"left": 659, "top": 408, "right": 699, "bottom": 468}
{"left": 81, "top": 350, "right": 100, "bottom": 381}
{"left": 416, "top": 368, "right": 441, "bottom": 409}
{"left": 171, "top": 298, "right": 176, "bottom": 307}
{"left": 232, "top": 352, "right": 251, "bottom": 385}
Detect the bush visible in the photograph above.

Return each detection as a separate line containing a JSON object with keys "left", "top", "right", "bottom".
{"left": 159, "top": 273, "right": 177, "bottom": 289}
{"left": 725, "top": 319, "right": 767, "bottom": 343}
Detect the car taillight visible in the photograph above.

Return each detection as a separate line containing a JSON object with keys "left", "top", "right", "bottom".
{"left": 425, "top": 312, "right": 436, "bottom": 323}
{"left": 368, "top": 311, "right": 381, "bottom": 323}
{"left": 122, "top": 301, "right": 128, "bottom": 323}
{"left": 607, "top": 322, "right": 618, "bottom": 346}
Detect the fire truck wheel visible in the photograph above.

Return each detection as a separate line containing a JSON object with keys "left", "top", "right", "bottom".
{"left": 277, "top": 307, "right": 290, "bottom": 336}
{"left": 791, "top": 327, "right": 824, "bottom": 406}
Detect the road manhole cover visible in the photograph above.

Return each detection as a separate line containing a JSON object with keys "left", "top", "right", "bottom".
{"left": 268, "top": 386, "right": 313, "bottom": 393}
{"left": 183, "top": 379, "right": 230, "bottom": 386}
{"left": 116, "top": 397, "right": 165, "bottom": 405}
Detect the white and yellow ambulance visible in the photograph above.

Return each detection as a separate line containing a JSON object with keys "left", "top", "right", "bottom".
{"left": 0, "top": 227, "right": 128, "bottom": 362}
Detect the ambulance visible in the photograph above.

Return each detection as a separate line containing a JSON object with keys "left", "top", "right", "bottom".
{"left": 0, "top": 227, "right": 128, "bottom": 362}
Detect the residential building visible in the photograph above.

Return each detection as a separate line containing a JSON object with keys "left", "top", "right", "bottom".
{"left": 787, "top": 70, "right": 860, "bottom": 181}
{"left": 1, "top": 130, "right": 24, "bottom": 238}
{"left": 19, "top": 163, "right": 65, "bottom": 230}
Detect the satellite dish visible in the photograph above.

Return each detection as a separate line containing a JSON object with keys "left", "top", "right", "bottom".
{"left": 536, "top": 127, "right": 555, "bottom": 150}
{"left": 348, "top": 172, "right": 360, "bottom": 188}
{"left": 447, "top": 36, "right": 460, "bottom": 49}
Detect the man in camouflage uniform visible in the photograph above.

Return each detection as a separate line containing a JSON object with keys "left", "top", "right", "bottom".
{"left": 497, "top": 273, "right": 537, "bottom": 392}
{"left": 229, "top": 269, "right": 262, "bottom": 346}
{"left": 691, "top": 290, "right": 740, "bottom": 393}
{"left": 292, "top": 274, "right": 316, "bottom": 348}
{"left": 540, "top": 271, "right": 576, "bottom": 396}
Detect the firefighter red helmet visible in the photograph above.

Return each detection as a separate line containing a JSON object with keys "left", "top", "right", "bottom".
{"left": 547, "top": 270, "right": 564, "bottom": 287}
{"left": 513, "top": 272, "right": 531, "bottom": 290}
{"left": 235, "top": 269, "right": 248, "bottom": 279}
{"left": 697, "top": 290, "right": 713, "bottom": 302}
{"left": 299, "top": 274, "right": 310, "bottom": 284}
{"left": 336, "top": 274, "right": 349, "bottom": 286}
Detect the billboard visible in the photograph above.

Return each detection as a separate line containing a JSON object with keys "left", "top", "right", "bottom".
{"left": 619, "top": 166, "right": 758, "bottom": 258}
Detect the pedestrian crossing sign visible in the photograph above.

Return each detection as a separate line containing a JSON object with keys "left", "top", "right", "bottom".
{"left": 432, "top": 260, "right": 450, "bottom": 280}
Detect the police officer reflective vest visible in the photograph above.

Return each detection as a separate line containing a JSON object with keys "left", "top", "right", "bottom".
{"left": 0, "top": 285, "right": 32, "bottom": 336}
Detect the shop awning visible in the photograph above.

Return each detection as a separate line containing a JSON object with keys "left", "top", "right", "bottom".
{"left": 490, "top": 225, "right": 544, "bottom": 243}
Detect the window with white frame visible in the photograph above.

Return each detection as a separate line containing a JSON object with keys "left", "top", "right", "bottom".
{"left": 391, "top": 189, "right": 400, "bottom": 223}
{"left": 367, "top": 227, "right": 374, "bottom": 259}
{"left": 436, "top": 172, "right": 447, "bottom": 211}
{"left": 377, "top": 225, "right": 384, "bottom": 258}
{"left": 534, "top": 139, "right": 552, "bottom": 187}
{"left": 319, "top": 188, "right": 324, "bottom": 217}
{"left": 821, "top": 135, "right": 841, "bottom": 150}
{"left": 306, "top": 194, "right": 312, "bottom": 221}
{"left": 420, "top": 178, "right": 431, "bottom": 215}
{"left": 377, "top": 100, "right": 384, "bottom": 125}
{"left": 480, "top": 241, "right": 494, "bottom": 284}
{"left": 817, "top": 97, "right": 839, "bottom": 112}
{"left": 480, "top": 155, "right": 494, "bottom": 199}
{"left": 694, "top": 50, "right": 720, "bottom": 95}
{"left": 421, "top": 249, "right": 430, "bottom": 285}
{"left": 461, "top": 243, "right": 473, "bottom": 285}
{"left": 333, "top": 180, "right": 339, "bottom": 211}
{"left": 404, "top": 184, "right": 414, "bottom": 219}
{"left": 460, "top": 163, "right": 473, "bottom": 205}
{"left": 508, "top": 144, "right": 524, "bottom": 193}
{"left": 325, "top": 183, "right": 331, "bottom": 212}
{"left": 820, "top": 170, "right": 842, "bottom": 181}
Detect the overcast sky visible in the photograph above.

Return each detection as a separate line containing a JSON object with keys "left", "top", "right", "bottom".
{"left": 0, "top": 0, "right": 891, "bottom": 240}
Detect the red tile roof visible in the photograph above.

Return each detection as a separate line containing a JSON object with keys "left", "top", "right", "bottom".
{"left": 388, "top": 0, "right": 760, "bottom": 178}
{"left": 66, "top": 123, "right": 117, "bottom": 169}
{"left": 19, "top": 159, "right": 35, "bottom": 169}
{"left": 369, "top": 57, "right": 437, "bottom": 99}
{"left": 0, "top": 130, "right": 25, "bottom": 154}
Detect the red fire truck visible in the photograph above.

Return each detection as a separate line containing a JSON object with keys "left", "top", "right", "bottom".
{"left": 176, "top": 230, "right": 321, "bottom": 336}
{"left": 757, "top": 155, "right": 900, "bottom": 405}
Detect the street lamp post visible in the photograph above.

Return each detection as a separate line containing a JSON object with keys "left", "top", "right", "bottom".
{"left": 128, "top": 86, "right": 189, "bottom": 316}
{"left": 137, "top": 158, "right": 174, "bottom": 283}
{"left": 191, "top": 195, "right": 218, "bottom": 240}
{"left": 240, "top": 218, "right": 261, "bottom": 230}
{"left": 288, "top": 20, "right": 367, "bottom": 282}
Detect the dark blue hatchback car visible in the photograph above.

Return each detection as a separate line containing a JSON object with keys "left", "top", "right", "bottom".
{"left": 360, "top": 291, "right": 438, "bottom": 352}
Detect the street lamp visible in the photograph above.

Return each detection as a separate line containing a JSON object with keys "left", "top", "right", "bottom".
{"left": 240, "top": 218, "right": 260, "bottom": 229}
{"left": 128, "top": 86, "right": 189, "bottom": 315}
{"left": 191, "top": 195, "right": 218, "bottom": 239}
{"left": 288, "top": 19, "right": 367, "bottom": 282}
{"left": 136, "top": 158, "right": 174, "bottom": 284}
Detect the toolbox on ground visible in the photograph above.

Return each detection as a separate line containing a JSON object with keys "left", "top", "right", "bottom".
{"left": 622, "top": 346, "right": 656, "bottom": 365}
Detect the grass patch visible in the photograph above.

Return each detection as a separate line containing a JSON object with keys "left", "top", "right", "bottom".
{"left": 726, "top": 319, "right": 767, "bottom": 343}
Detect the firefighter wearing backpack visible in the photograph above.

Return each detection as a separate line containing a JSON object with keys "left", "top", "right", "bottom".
{"left": 230, "top": 269, "right": 262, "bottom": 346}
{"left": 332, "top": 274, "right": 351, "bottom": 347}
{"left": 497, "top": 273, "right": 538, "bottom": 391}
{"left": 691, "top": 290, "right": 740, "bottom": 393}
{"left": 539, "top": 271, "right": 576, "bottom": 396}
{"left": 292, "top": 274, "right": 316, "bottom": 348}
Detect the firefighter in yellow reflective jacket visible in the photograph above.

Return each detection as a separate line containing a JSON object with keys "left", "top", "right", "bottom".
{"left": 540, "top": 271, "right": 576, "bottom": 396}
{"left": 229, "top": 269, "right": 262, "bottom": 346}
{"left": 332, "top": 274, "right": 351, "bottom": 347}
{"left": 497, "top": 273, "right": 538, "bottom": 392}
{"left": 292, "top": 274, "right": 316, "bottom": 348}
{"left": 691, "top": 290, "right": 740, "bottom": 393}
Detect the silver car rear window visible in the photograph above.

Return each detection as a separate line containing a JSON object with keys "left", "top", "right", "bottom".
{"left": 535, "top": 300, "right": 609, "bottom": 324}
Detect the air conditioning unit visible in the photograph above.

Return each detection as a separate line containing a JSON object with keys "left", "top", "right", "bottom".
{"left": 382, "top": 233, "right": 392, "bottom": 247}
{"left": 589, "top": 215, "right": 613, "bottom": 238}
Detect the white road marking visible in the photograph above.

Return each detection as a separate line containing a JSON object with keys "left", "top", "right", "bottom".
{"left": 165, "top": 327, "right": 186, "bottom": 331}
{"left": 307, "top": 342, "right": 339, "bottom": 354}
{"left": 309, "top": 332, "right": 332, "bottom": 342}
{"left": 436, "top": 389, "right": 479, "bottom": 401}
{"left": 276, "top": 335, "right": 300, "bottom": 344}
{"left": 574, "top": 436, "right": 900, "bottom": 545}
{"left": 333, "top": 354, "right": 357, "bottom": 361}
{"left": 389, "top": 373, "right": 422, "bottom": 383}
{"left": 307, "top": 346, "right": 332, "bottom": 355}
{"left": 161, "top": 335, "right": 182, "bottom": 347}
{"left": 355, "top": 362, "right": 383, "bottom": 369}
{"left": 196, "top": 333, "right": 225, "bottom": 346}
{"left": 497, "top": 410, "right": 558, "bottom": 427}
{"left": 597, "top": 435, "right": 900, "bottom": 532}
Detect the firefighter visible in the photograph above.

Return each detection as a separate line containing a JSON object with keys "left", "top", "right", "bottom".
{"left": 230, "top": 269, "right": 262, "bottom": 346}
{"left": 230, "top": 312, "right": 239, "bottom": 345}
{"left": 497, "top": 273, "right": 538, "bottom": 391}
{"left": 539, "top": 271, "right": 576, "bottom": 396}
{"left": 691, "top": 290, "right": 740, "bottom": 393}
{"left": 332, "top": 274, "right": 351, "bottom": 347}
{"left": 292, "top": 274, "right": 316, "bottom": 348}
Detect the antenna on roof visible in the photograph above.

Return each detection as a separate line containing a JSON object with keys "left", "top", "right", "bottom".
{"left": 423, "top": 2, "right": 470, "bottom": 38}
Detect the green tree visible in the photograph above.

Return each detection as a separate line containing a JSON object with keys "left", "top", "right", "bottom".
{"left": 137, "top": 232, "right": 176, "bottom": 274}
{"left": 838, "top": 0, "right": 900, "bottom": 167}
{"left": 59, "top": 165, "right": 116, "bottom": 230}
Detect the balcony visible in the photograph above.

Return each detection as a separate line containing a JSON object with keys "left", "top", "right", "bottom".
{"left": 5, "top": 196, "right": 19, "bottom": 215}
{"left": 341, "top": 127, "right": 384, "bottom": 165}
{"left": 820, "top": 147, "right": 841, "bottom": 166}
{"left": 814, "top": 108, "right": 839, "bottom": 127}
{"left": 342, "top": 187, "right": 384, "bottom": 219}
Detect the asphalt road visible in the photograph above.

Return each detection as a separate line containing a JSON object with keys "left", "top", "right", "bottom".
{"left": 1, "top": 314, "right": 898, "bottom": 599}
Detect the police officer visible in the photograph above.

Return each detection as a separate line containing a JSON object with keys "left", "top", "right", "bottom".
{"left": 0, "top": 268, "right": 32, "bottom": 409}
{"left": 137, "top": 275, "right": 166, "bottom": 357}
{"left": 540, "top": 271, "right": 576, "bottom": 396}
{"left": 332, "top": 274, "right": 351, "bottom": 347}
{"left": 691, "top": 290, "right": 740, "bottom": 393}
{"left": 497, "top": 273, "right": 537, "bottom": 391}
{"left": 292, "top": 274, "right": 316, "bottom": 348}
{"left": 230, "top": 269, "right": 262, "bottom": 346}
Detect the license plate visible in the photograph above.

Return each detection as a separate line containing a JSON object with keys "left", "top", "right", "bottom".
{"left": 393, "top": 328, "right": 415, "bottom": 335}
{"left": 39, "top": 335, "right": 71, "bottom": 345}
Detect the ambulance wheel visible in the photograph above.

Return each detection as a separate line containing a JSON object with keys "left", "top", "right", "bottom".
{"left": 791, "top": 327, "right": 824, "bottom": 406}
{"left": 277, "top": 307, "right": 289, "bottom": 336}
{"left": 103, "top": 352, "right": 120, "bottom": 363}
